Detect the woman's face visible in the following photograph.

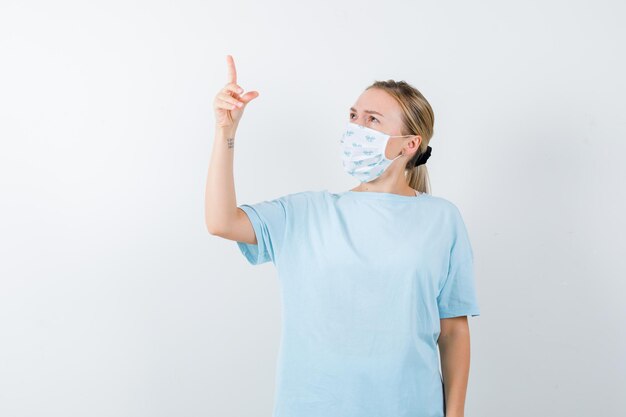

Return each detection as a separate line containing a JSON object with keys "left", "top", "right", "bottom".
{"left": 349, "top": 88, "right": 421, "bottom": 160}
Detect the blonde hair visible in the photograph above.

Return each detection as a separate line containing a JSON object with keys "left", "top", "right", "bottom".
{"left": 365, "top": 80, "right": 434, "bottom": 194}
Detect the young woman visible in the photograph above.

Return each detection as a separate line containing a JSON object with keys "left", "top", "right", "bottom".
{"left": 205, "top": 55, "right": 481, "bottom": 417}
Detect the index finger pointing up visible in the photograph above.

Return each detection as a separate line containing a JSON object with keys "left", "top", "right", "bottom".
{"left": 226, "top": 54, "right": 237, "bottom": 84}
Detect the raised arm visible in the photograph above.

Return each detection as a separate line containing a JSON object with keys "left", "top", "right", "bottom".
{"left": 204, "top": 54, "right": 260, "bottom": 244}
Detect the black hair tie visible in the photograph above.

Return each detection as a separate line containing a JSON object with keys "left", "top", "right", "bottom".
{"left": 413, "top": 145, "right": 432, "bottom": 167}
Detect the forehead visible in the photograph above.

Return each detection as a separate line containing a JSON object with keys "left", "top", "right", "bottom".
{"left": 352, "top": 88, "right": 402, "bottom": 120}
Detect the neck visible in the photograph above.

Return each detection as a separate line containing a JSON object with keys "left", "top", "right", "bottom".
{"left": 351, "top": 183, "right": 418, "bottom": 196}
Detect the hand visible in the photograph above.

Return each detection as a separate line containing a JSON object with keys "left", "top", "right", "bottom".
{"left": 213, "top": 54, "right": 260, "bottom": 129}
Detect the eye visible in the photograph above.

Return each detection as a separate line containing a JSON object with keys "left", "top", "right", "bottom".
{"left": 349, "top": 113, "right": 379, "bottom": 123}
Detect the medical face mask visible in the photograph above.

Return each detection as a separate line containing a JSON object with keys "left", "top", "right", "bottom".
{"left": 339, "top": 122, "right": 412, "bottom": 183}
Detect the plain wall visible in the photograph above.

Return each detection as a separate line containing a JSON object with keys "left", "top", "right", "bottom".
{"left": 1, "top": 0, "right": 625, "bottom": 416}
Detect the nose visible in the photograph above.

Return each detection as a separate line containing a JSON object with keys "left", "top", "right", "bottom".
{"left": 353, "top": 115, "right": 369, "bottom": 127}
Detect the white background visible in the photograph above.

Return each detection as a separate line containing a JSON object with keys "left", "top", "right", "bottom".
{"left": 1, "top": 1, "right": 625, "bottom": 416}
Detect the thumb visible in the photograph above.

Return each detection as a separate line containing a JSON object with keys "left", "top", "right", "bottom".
{"left": 240, "top": 91, "right": 260, "bottom": 104}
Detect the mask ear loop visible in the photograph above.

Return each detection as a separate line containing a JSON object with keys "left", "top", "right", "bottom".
{"left": 398, "top": 135, "right": 430, "bottom": 168}
{"left": 391, "top": 134, "right": 418, "bottom": 161}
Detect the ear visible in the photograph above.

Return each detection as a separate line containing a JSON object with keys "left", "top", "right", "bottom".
{"left": 406, "top": 135, "right": 422, "bottom": 154}
{"left": 403, "top": 137, "right": 421, "bottom": 159}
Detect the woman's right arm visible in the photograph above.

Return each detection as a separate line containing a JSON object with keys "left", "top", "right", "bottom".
{"left": 204, "top": 125, "right": 256, "bottom": 244}
{"left": 204, "top": 55, "right": 260, "bottom": 244}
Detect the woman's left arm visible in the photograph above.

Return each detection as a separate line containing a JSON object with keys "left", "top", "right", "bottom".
{"left": 438, "top": 316, "right": 473, "bottom": 417}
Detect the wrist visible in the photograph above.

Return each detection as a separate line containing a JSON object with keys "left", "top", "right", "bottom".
{"left": 215, "top": 124, "right": 238, "bottom": 137}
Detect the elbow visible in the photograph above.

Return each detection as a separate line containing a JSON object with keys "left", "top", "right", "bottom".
{"left": 205, "top": 209, "right": 223, "bottom": 235}
{"left": 205, "top": 208, "right": 239, "bottom": 237}
{"left": 205, "top": 219, "right": 224, "bottom": 236}
{"left": 206, "top": 224, "right": 217, "bottom": 236}
{"left": 206, "top": 218, "right": 234, "bottom": 237}
{"left": 206, "top": 225, "right": 225, "bottom": 237}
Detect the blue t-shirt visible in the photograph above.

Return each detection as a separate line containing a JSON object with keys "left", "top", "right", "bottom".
{"left": 236, "top": 189, "right": 480, "bottom": 417}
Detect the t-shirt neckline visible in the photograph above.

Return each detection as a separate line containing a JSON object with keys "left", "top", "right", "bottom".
{"left": 343, "top": 189, "right": 428, "bottom": 201}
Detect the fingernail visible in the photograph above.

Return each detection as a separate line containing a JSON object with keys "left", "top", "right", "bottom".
{"left": 238, "top": 88, "right": 243, "bottom": 93}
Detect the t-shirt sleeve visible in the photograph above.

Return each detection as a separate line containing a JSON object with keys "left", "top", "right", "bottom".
{"left": 236, "top": 194, "right": 290, "bottom": 266}
{"left": 437, "top": 206, "right": 481, "bottom": 319}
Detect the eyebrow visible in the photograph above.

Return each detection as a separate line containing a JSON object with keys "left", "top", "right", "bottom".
{"left": 350, "top": 107, "right": 385, "bottom": 118}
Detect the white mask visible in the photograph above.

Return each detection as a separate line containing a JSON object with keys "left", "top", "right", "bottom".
{"left": 338, "top": 122, "right": 413, "bottom": 183}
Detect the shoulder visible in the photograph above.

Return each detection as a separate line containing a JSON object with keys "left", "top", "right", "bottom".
{"left": 413, "top": 193, "right": 462, "bottom": 213}
{"left": 429, "top": 194, "right": 463, "bottom": 214}
{"left": 279, "top": 189, "right": 325, "bottom": 201}
{"left": 419, "top": 194, "right": 468, "bottom": 230}
{"left": 274, "top": 189, "right": 355, "bottom": 213}
{"left": 263, "top": 189, "right": 328, "bottom": 209}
